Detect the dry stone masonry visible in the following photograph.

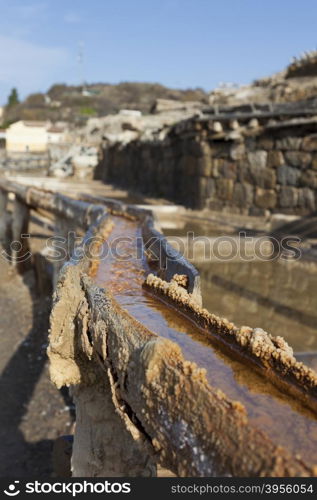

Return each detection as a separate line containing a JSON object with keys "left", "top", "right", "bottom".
{"left": 96, "top": 114, "right": 317, "bottom": 215}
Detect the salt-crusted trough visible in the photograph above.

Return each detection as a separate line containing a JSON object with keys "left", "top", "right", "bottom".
{"left": 0, "top": 179, "right": 317, "bottom": 477}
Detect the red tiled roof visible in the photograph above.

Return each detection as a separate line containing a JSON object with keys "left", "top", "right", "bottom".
{"left": 47, "top": 126, "right": 65, "bottom": 133}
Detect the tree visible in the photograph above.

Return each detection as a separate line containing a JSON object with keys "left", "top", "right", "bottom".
{"left": 7, "top": 88, "right": 19, "bottom": 107}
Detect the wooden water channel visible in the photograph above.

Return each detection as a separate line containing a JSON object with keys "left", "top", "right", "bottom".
{"left": 0, "top": 179, "right": 317, "bottom": 477}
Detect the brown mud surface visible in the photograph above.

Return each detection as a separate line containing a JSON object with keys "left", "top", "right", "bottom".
{"left": 0, "top": 259, "right": 74, "bottom": 477}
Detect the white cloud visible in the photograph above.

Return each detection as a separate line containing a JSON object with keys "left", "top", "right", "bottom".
{"left": 0, "top": 35, "right": 70, "bottom": 103}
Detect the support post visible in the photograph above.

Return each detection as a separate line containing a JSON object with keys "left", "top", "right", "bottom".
{"left": 11, "top": 196, "right": 31, "bottom": 273}
{"left": 71, "top": 365, "right": 157, "bottom": 477}
{"left": 0, "top": 189, "right": 11, "bottom": 259}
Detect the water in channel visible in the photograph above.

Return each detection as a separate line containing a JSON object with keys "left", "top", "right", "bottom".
{"left": 92, "top": 215, "right": 317, "bottom": 466}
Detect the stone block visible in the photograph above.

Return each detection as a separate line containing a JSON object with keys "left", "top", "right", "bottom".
{"left": 247, "top": 150, "right": 267, "bottom": 169}
{"left": 230, "top": 142, "right": 245, "bottom": 160}
{"left": 255, "top": 188, "right": 277, "bottom": 209}
{"left": 216, "top": 178, "right": 234, "bottom": 200}
{"left": 300, "top": 169, "right": 317, "bottom": 189}
{"left": 237, "top": 160, "right": 248, "bottom": 183}
{"left": 276, "top": 137, "right": 302, "bottom": 150}
{"left": 298, "top": 188, "right": 315, "bottom": 211}
{"left": 245, "top": 136, "right": 257, "bottom": 151}
{"left": 212, "top": 158, "right": 237, "bottom": 179}
{"left": 248, "top": 165, "right": 276, "bottom": 188}
{"left": 284, "top": 151, "right": 311, "bottom": 169}
{"left": 200, "top": 141, "right": 211, "bottom": 156}
{"left": 256, "top": 136, "right": 274, "bottom": 150}
{"left": 232, "top": 183, "right": 254, "bottom": 207}
{"left": 312, "top": 154, "right": 317, "bottom": 170}
{"left": 276, "top": 165, "right": 301, "bottom": 186}
{"left": 212, "top": 158, "right": 223, "bottom": 178}
{"left": 248, "top": 118, "right": 259, "bottom": 129}
{"left": 198, "top": 177, "right": 216, "bottom": 199}
{"left": 220, "top": 161, "right": 237, "bottom": 180}
{"left": 302, "top": 134, "right": 317, "bottom": 151}
{"left": 267, "top": 150, "right": 285, "bottom": 168}
{"left": 279, "top": 186, "right": 299, "bottom": 208}
{"left": 197, "top": 155, "right": 212, "bottom": 176}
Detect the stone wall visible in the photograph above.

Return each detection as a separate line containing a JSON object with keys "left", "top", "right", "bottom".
{"left": 0, "top": 152, "right": 50, "bottom": 172}
{"left": 96, "top": 119, "right": 317, "bottom": 215}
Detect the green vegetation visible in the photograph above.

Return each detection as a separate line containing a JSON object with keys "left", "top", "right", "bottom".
{"left": 7, "top": 87, "right": 19, "bottom": 107}
{"left": 80, "top": 106, "right": 97, "bottom": 116}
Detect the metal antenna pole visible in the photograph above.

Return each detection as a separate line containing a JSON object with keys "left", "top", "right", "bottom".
{"left": 77, "top": 41, "right": 85, "bottom": 93}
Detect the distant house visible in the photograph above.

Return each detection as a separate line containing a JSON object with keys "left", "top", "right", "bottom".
{"left": 47, "top": 124, "right": 67, "bottom": 144}
{"left": 6, "top": 121, "right": 67, "bottom": 153}
{"left": 6, "top": 121, "right": 49, "bottom": 153}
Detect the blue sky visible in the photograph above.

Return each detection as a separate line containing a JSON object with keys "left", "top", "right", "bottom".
{"left": 0, "top": 0, "right": 317, "bottom": 104}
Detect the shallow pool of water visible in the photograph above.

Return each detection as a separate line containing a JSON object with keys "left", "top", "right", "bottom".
{"left": 162, "top": 217, "right": 317, "bottom": 354}
{"left": 198, "top": 260, "right": 317, "bottom": 353}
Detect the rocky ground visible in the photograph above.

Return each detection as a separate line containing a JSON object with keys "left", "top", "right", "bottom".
{"left": 0, "top": 258, "right": 74, "bottom": 477}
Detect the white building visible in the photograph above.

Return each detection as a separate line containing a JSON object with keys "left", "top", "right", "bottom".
{"left": 5, "top": 120, "right": 67, "bottom": 153}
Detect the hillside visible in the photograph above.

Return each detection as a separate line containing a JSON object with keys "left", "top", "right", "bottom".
{"left": 2, "top": 82, "right": 208, "bottom": 126}
{"left": 4, "top": 51, "right": 317, "bottom": 127}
